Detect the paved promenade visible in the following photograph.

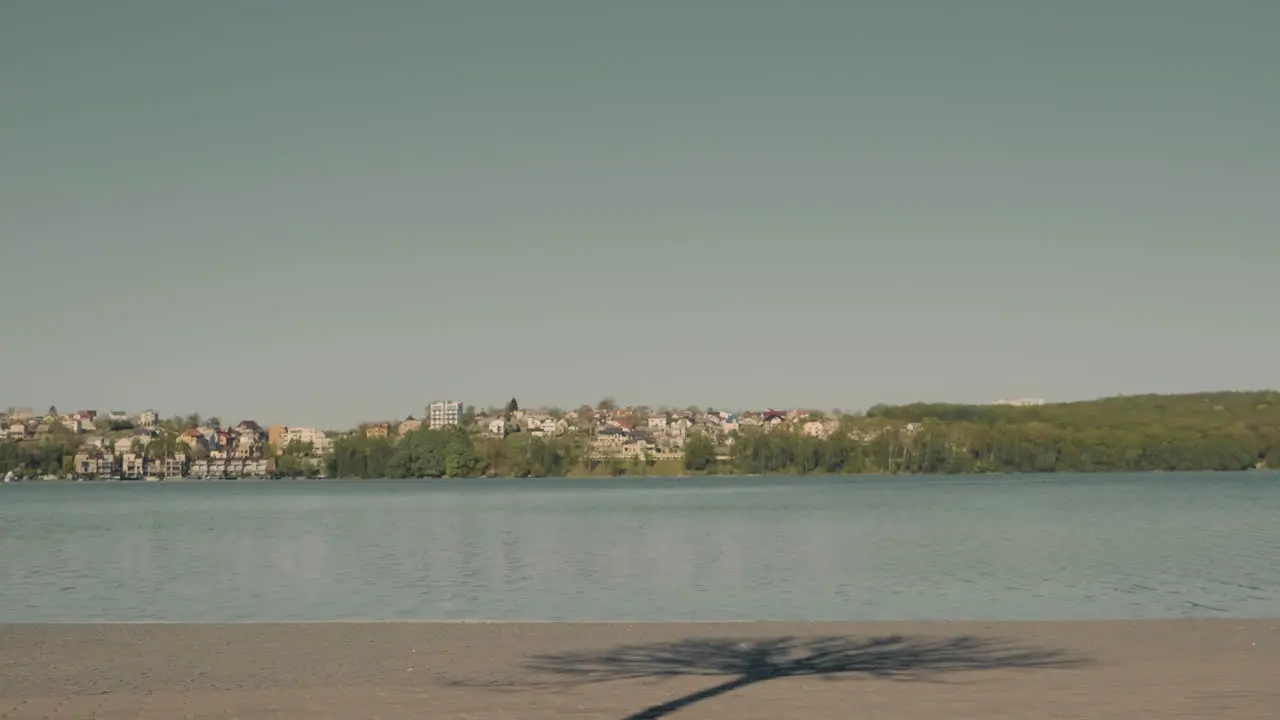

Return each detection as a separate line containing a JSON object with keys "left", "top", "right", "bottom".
{"left": 2, "top": 620, "right": 1278, "bottom": 719}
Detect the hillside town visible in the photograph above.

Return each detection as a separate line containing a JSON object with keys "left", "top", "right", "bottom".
{"left": 4, "top": 391, "right": 1278, "bottom": 480}
{"left": 0, "top": 399, "right": 897, "bottom": 480}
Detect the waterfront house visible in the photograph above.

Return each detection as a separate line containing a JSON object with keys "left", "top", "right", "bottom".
{"left": 163, "top": 454, "right": 187, "bottom": 478}
{"left": 120, "top": 453, "right": 145, "bottom": 479}
{"left": 73, "top": 450, "right": 115, "bottom": 477}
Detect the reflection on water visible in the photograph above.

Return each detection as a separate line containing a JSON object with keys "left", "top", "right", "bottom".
{"left": 1, "top": 473, "right": 1278, "bottom": 622}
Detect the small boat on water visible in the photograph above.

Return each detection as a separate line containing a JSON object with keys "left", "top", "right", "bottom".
{"left": 2, "top": 470, "right": 15, "bottom": 483}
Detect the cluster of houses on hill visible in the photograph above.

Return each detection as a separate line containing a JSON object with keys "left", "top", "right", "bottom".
{"left": 362, "top": 404, "right": 893, "bottom": 462}
{"left": 2, "top": 407, "right": 152, "bottom": 441}
{"left": 2, "top": 408, "right": 275, "bottom": 479}
{"left": 3, "top": 400, "right": 927, "bottom": 479}
{"left": 70, "top": 420, "right": 277, "bottom": 479}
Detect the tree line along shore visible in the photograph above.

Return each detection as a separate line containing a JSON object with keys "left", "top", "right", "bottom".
{"left": 333, "top": 390, "right": 1280, "bottom": 478}
{"left": 7, "top": 391, "right": 1274, "bottom": 480}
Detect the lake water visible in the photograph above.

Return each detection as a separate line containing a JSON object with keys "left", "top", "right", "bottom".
{"left": 2, "top": 473, "right": 1278, "bottom": 622}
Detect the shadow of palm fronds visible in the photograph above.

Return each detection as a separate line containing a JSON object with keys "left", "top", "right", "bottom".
{"left": 525, "top": 634, "right": 1085, "bottom": 683}
{"left": 446, "top": 633, "right": 1089, "bottom": 719}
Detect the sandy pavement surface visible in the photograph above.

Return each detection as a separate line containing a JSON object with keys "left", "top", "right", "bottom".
{"left": 2, "top": 620, "right": 1279, "bottom": 719}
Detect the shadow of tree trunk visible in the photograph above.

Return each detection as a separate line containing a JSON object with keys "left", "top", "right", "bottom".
{"left": 623, "top": 674, "right": 757, "bottom": 719}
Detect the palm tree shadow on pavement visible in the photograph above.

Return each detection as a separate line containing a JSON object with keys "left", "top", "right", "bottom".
{"left": 453, "top": 634, "right": 1090, "bottom": 720}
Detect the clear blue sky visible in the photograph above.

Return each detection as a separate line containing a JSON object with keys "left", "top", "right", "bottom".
{"left": 3, "top": 1, "right": 1277, "bottom": 427}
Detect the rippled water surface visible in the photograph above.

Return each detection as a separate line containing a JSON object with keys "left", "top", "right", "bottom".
{"left": 2, "top": 473, "right": 1278, "bottom": 622}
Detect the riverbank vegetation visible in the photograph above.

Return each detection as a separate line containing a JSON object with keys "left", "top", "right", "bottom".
{"left": 724, "top": 391, "right": 1280, "bottom": 475}
{"left": 312, "top": 391, "right": 1280, "bottom": 479}
{"left": 324, "top": 428, "right": 584, "bottom": 479}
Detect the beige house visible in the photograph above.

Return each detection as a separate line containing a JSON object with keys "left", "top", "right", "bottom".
{"left": 177, "top": 429, "right": 209, "bottom": 453}
{"left": 121, "top": 453, "right": 145, "bottom": 478}
{"left": 365, "top": 422, "right": 390, "bottom": 439}
{"left": 266, "top": 426, "right": 330, "bottom": 455}
{"left": 621, "top": 438, "right": 658, "bottom": 459}
{"left": 73, "top": 451, "right": 115, "bottom": 477}
{"left": 589, "top": 427, "right": 630, "bottom": 458}
{"left": 163, "top": 454, "right": 187, "bottom": 478}
{"left": 398, "top": 416, "right": 423, "bottom": 436}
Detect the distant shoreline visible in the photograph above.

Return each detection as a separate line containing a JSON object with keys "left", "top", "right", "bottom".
{"left": 5, "top": 467, "right": 1277, "bottom": 485}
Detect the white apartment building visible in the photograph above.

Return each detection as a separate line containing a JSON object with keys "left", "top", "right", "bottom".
{"left": 428, "top": 399, "right": 464, "bottom": 428}
{"left": 281, "top": 426, "right": 331, "bottom": 454}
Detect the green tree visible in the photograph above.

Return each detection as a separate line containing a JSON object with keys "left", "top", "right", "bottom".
{"left": 328, "top": 434, "right": 396, "bottom": 478}
{"left": 444, "top": 428, "right": 481, "bottom": 477}
{"left": 683, "top": 433, "right": 718, "bottom": 473}
{"left": 145, "top": 433, "right": 179, "bottom": 477}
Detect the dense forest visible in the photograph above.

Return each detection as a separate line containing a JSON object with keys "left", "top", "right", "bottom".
{"left": 723, "top": 391, "right": 1280, "bottom": 475}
